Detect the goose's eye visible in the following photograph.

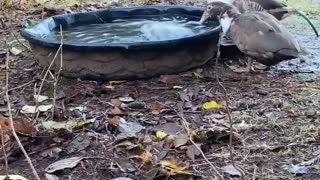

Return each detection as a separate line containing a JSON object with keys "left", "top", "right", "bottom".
{"left": 207, "top": 5, "right": 213, "bottom": 11}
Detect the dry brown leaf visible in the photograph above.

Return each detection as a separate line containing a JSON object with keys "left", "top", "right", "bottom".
{"left": 112, "top": 107, "right": 123, "bottom": 115}
{"left": 186, "top": 144, "right": 201, "bottom": 161}
{"left": 174, "top": 133, "right": 189, "bottom": 148}
{"left": 150, "top": 104, "right": 162, "bottom": 115}
{"left": 159, "top": 75, "right": 179, "bottom": 86}
{"left": 0, "top": 116, "right": 38, "bottom": 141}
{"left": 45, "top": 157, "right": 84, "bottom": 173}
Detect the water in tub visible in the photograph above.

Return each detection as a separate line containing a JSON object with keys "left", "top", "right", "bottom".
{"left": 53, "top": 17, "right": 214, "bottom": 44}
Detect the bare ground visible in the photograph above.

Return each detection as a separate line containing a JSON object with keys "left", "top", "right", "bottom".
{"left": 0, "top": 1, "right": 320, "bottom": 180}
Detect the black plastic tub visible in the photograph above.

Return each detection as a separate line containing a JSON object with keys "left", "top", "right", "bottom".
{"left": 21, "top": 5, "right": 221, "bottom": 80}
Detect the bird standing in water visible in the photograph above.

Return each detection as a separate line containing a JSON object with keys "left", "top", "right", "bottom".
{"left": 200, "top": 1, "right": 307, "bottom": 71}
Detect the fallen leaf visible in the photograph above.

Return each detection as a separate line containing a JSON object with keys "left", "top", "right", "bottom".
{"left": 159, "top": 75, "right": 178, "bottom": 85}
{"left": 109, "top": 80, "right": 126, "bottom": 85}
{"left": 45, "top": 173, "right": 59, "bottom": 180}
{"left": 45, "top": 156, "right": 84, "bottom": 173}
{"left": 202, "top": 101, "right": 224, "bottom": 110}
{"left": 40, "top": 147, "right": 62, "bottom": 158}
{"left": 69, "top": 106, "right": 86, "bottom": 112}
{"left": 223, "top": 165, "right": 241, "bottom": 177}
{"left": 288, "top": 164, "right": 311, "bottom": 175}
{"left": 111, "top": 107, "right": 123, "bottom": 116}
{"left": 0, "top": 175, "right": 27, "bottom": 180}
{"left": 153, "top": 122, "right": 182, "bottom": 136}
{"left": 174, "top": 133, "right": 189, "bottom": 148}
{"left": 186, "top": 144, "right": 201, "bottom": 161}
{"left": 109, "top": 118, "right": 121, "bottom": 126}
{"left": 111, "top": 98, "right": 122, "bottom": 106}
{"left": 192, "top": 68, "right": 203, "bottom": 78}
{"left": 139, "top": 151, "right": 152, "bottom": 162}
{"left": 156, "top": 131, "right": 168, "bottom": 140}
{"left": 114, "top": 157, "right": 137, "bottom": 172}
{"left": 119, "top": 97, "right": 134, "bottom": 103}
{"left": 226, "top": 65, "right": 251, "bottom": 73}
{"left": 150, "top": 104, "right": 162, "bottom": 115}
{"left": 21, "top": 105, "right": 53, "bottom": 114}
{"left": 159, "top": 160, "right": 191, "bottom": 176}
{"left": 34, "top": 94, "right": 49, "bottom": 103}
{"left": 119, "top": 120, "right": 144, "bottom": 134}
{"left": 0, "top": 117, "right": 38, "bottom": 140}
{"left": 42, "top": 119, "right": 93, "bottom": 132}
{"left": 65, "top": 135, "right": 90, "bottom": 154}
{"left": 111, "top": 178, "right": 133, "bottom": 180}
{"left": 10, "top": 47, "right": 22, "bottom": 56}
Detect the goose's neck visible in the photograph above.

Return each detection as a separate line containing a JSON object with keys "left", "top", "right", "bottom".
{"left": 220, "top": 13, "right": 233, "bottom": 33}
{"left": 220, "top": 7, "right": 240, "bottom": 33}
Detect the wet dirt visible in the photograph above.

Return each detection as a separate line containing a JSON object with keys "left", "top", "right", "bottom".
{"left": 275, "top": 16, "right": 320, "bottom": 75}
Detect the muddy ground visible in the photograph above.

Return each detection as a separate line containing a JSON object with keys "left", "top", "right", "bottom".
{"left": 0, "top": 1, "right": 320, "bottom": 180}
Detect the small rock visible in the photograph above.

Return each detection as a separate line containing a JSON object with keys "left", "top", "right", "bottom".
{"left": 92, "top": 119, "right": 105, "bottom": 132}
{"left": 305, "top": 110, "right": 318, "bottom": 119}
{"left": 127, "top": 101, "right": 146, "bottom": 109}
{"left": 256, "top": 89, "right": 268, "bottom": 96}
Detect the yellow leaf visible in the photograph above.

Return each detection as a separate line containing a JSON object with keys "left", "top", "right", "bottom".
{"left": 139, "top": 151, "right": 152, "bottom": 162}
{"left": 156, "top": 131, "right": 167, "bottom": 140}
{"left": 159, "top": 160, "right": 190, "bottom": 175}
{"left": 202, "top": 101, "right": 224, "bottom": 110}
{"left": 109, "top": 81, "right": 126, "bottom": 85}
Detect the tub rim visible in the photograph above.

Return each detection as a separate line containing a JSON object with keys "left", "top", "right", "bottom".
{"left": 21, "top": 5, "right": 221, "bottom": 51}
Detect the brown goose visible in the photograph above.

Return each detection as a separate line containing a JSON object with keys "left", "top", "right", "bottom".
{"left": 207, "top": 0, "right": 319, "bottom": 37}
{"left": 200, "top": 1, "right": 307, "bottom": 69}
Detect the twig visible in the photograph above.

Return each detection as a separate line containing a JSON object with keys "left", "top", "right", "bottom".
{"left": 52, "top": 25, "right": 64, "bottom": 119}
{"left": 176, "top": 111, "right": 224, "bottom": 179}
{"left": 0, "top": 125, "right": 9, "bottom": 178}
{"left": 5, "top": 42, "right": 41, "bottom": 180}
{"left": 0, "top": 80, "right": 35, "bottom": 95}
{"left": 214, "top": 30, "right": 244, "bottom": 179}
{"left": 252, "top": 164, "right": 257, "bottom": 180}
{"left": 34, "top": 35, "right": 63, "bottom": 122}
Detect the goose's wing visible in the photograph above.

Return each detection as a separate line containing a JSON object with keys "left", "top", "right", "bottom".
{"left": 250, "top": 0, "right": 287, "bottom": 10}
{"left": 249, "top": 0, "right": 288, "bottom": 19}
{"left": 230, "top": 12, "right": 301, "bottom": 58}
{"left": 233, "top": 0, "right": 265, "bottom": 13}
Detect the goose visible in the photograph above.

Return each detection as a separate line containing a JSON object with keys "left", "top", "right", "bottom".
{"left": 206, "top": 0, "right": 319, "bottom": 38}
{"left": 200, "top": 1, "right": 307, "bottom": 71}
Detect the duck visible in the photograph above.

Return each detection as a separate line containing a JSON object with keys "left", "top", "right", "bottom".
{"left": 200, "top": 1, "right": 307, "bottom": 70}
{"left": 207, "top": 0, "right": 319, "bottom": 37}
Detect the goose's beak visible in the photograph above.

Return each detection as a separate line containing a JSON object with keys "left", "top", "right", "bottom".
{"left": 200, "top": 11, "right": 210, "bottom": 24}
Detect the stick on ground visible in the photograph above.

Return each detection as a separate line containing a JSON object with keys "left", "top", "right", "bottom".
{"left": 5, "top": 42, "right": 41, "bottom": 180}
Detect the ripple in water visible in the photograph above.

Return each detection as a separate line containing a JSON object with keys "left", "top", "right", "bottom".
{"left": 53, "top": 18, "right": 214, "bottom": 44}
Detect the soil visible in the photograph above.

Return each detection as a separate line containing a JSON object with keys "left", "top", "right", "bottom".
{"left": 0, "top": 1, "right": 320, "bottom": 180}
